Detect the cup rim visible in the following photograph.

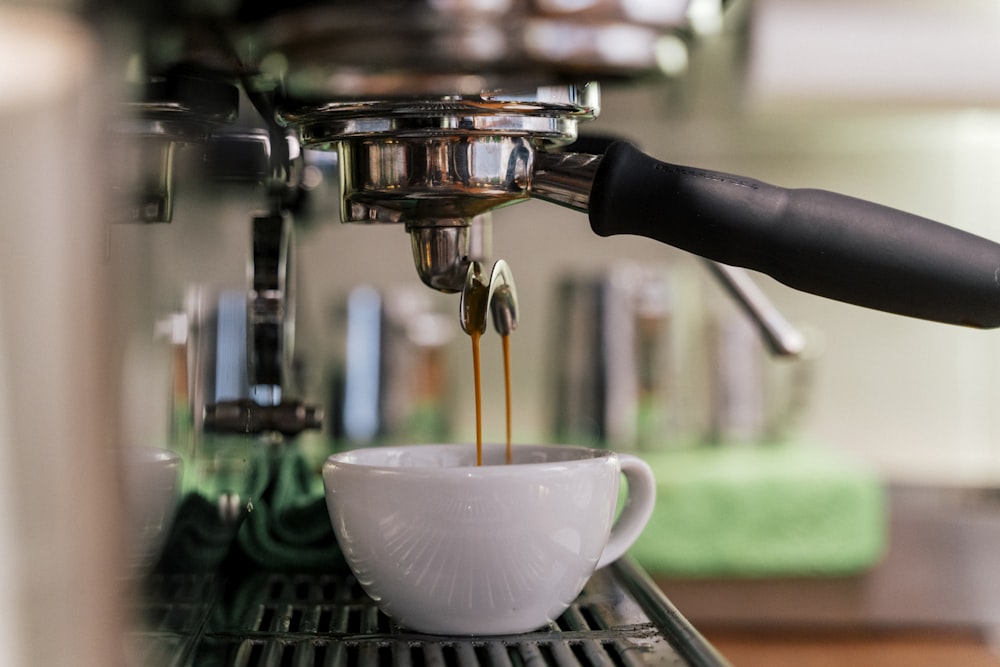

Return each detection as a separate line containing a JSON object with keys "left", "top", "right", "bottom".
{"left": 324, "top": 442, "right": 614, "bottom": 474}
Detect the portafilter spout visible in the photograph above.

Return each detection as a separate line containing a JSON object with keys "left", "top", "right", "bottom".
{"left": 460, "top": 260, "right": 519, "bottom": 337}
{"left": 407, "top": 220, "right": 485, "bottom": 294}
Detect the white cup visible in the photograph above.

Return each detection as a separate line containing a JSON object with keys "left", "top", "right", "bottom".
{"left": 118, "top": 446, "right": 182, "bottom": 574}
{"left": 322, "top": 443, "right": 656, "bottom": 635}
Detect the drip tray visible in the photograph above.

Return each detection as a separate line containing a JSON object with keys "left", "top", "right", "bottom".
{"left": 129, "top": 559, "right": 728, "bottom": 667}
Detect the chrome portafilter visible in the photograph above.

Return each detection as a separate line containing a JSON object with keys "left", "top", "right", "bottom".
{"left": 283, "top": 81, "right": 1000, "bottom": 330}
{"left": 280, "top": 84, "right": 599, "bottom": 295}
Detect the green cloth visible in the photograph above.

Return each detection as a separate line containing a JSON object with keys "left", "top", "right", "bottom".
{"left": 155, "top": 492, "right": 243, "bottom": 573}
{"left": 630, "top": 442, "right": 886, "bottom": 578}
{"left": 155, "top": 445, "right": 271, "bottom": 573}
{"left": 235, "top": 446, "right": 344, "bottom": 572}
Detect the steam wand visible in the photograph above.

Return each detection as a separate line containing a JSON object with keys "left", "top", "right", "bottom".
{"left": 705, "top": 261, "right": 806, "bottom": 358}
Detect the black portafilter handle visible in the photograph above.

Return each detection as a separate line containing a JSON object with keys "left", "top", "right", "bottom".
{"left": 586, "top": 141, "right": 1000, "bottom": 329}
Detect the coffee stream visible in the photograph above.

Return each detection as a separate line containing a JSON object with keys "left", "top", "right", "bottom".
{"left": 471, "top": 330, "right": 484, "bottom": 465}
{"left": 469, "top": 329, "right": 514, "bottom": 466}
{"left": 502, "top": 334, "right": 512, "bottom": 464}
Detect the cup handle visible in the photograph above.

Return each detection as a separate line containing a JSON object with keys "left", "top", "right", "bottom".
{"left": 596, "top": 453, "right": 657, "bottom": 569}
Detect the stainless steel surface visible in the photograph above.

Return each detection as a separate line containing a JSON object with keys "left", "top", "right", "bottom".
{"left": 489, "top": 260, "right": 519, "bottom": 336}
{"left": 551, "top": 276, "right": 607, "bottom": 445}
{"left": 459, "top": 260, "right": 520, "bottom": 337}
{"left": 706, "top": 307, "right": 766, "bottom": 444}
{"left": 460, "top": 261, "right": 491, "bottom": 336}
{"left": 287, "top": 87, "right": 597, "bottom": 224}
{"left": 194, "top": 213, "right": 324, "bottom": 437}
{"left": 407, "top": 214, "right": 494, "bottom": 293}
{"left": 111, "top": 138, "right": 178, "bottom": 223}
{"left": 704, "top": 261, "right": 806, "bottom": 358}
{"left": 285, "top": 89, "right": 599, "bottom": 149}
{"left": 203, "top": 399, "right": 323, "bottom": 438}
{"left": 257, "top": 2, "right": 693, "bottom": 101}
{"left": 335, "top": 134, "right": 536, "bottom": 224}
{"left": 295, "top": 88, "right": 598, "bottom": 294}
{"left": 551, "top": 265, "right": 679, "bottom": 449}
{"left": 408, "top": 223, "right": 476, "bottom": 293}
{"left": 336, "top": 284, "right": 456, "bottom": 445}
{"left": 248, "top": 213, "right": 295, "bottom": 391}
{"left": 131, "top": 558, "right": 729, "bottom": 667}
{"left": 532, "top": 150, "right": 604, "bottom": 212}
{"left": 111, "top": 76, "right": 241, "bottom": 223}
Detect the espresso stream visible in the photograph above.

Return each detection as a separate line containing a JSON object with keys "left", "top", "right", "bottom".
{"left": 469, "top": 329, "right": 513, "bottom": 466}
{"left": 502, "top": 333, "right": 512, "bottom": 463}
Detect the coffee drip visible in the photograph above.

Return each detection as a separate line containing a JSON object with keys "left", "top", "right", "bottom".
{"left": 468, "top": 327, "right": 515, "bottom": 466}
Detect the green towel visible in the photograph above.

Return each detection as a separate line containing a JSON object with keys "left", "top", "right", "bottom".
{"left": 630, "top": 442, "right": 886, "bottom": 578}
{"left": 154, "top": 492, "right": 244, "bottom": 573}
{"left": 155, "top": 445, "right": 271, "bottom": 573}
{"left": 235, "top": 446, "right": 344, "bottom": 572}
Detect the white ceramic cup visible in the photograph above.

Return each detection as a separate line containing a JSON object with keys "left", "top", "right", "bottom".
{"left": 322, "top": 443, "right": 656, "bottom": 635}
{"left": 118, "top": 446, "right": 182, "bottom": 574}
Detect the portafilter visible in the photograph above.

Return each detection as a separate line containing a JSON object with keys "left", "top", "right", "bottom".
{"left": 283, "top": 88, "right": 1000, "bottom": 329}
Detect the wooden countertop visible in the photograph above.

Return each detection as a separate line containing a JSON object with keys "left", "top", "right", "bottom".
{"left": 701, "top": 628, "right": 1000, "bottom": 667}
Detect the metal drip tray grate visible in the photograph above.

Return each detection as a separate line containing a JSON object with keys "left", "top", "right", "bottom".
{"left": 232, "top": 636, "right": 651, "bottom": 667}
{"left": 129, "top": 559, "right": 728, "bottom": 667}
{"left": 230, "top": 576, "right": 661, "bottom": 667}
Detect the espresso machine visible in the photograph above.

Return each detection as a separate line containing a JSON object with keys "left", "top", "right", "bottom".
{"left": 5, "top": 0, "right": 1000, "bottom": 665}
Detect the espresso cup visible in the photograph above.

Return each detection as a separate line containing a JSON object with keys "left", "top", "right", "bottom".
{"left": 322, "top": 443, "right": 656, "bottom": 635}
